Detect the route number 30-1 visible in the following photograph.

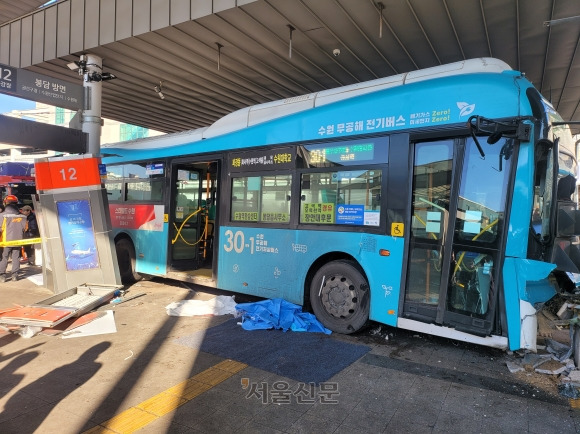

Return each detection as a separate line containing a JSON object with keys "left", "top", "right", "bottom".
{"left": 59, "top": 167, "right": 77, "bottom": 181}
{"left": 223, "top": 229, "right": 256, "bottom": 254}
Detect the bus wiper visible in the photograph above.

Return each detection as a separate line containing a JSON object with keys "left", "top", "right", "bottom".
{"left": 468, "top": 115, "right": 532, "bottom": 169}
{"left": 498, "top": 138, "right": 514, "bottom": 172}
{"left": 468, "top": 124, "right": 486, "bottom": 158}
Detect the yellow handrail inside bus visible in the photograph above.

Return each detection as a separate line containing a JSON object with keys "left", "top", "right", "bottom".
{"left": 453, "top": 219, "right": 499, "bottom": 275}
{"left": 171, "top": 208, "right": 202, "bottom": 245}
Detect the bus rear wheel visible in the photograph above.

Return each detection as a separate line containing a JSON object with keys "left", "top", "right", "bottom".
{"left": 309, "top": 260, "right": 369, "bottom": 334}
{"left": 115, "top": 238, "right": 142, "bottom": 284}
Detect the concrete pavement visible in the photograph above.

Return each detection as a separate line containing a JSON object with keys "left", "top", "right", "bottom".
{"left": 0, "top": 265, "right": 578, "bottom": 433}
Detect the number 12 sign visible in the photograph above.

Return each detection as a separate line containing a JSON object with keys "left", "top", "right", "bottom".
{"left": 35, "top": 156, "right": 103, "bottom": 191}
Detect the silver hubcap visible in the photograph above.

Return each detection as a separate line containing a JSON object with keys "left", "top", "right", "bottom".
{"left": 320, "top": 275, "right": 357, "bottom": 318}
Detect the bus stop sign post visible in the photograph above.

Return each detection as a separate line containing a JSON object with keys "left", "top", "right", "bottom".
{"left": 34, "top": 154, "right": 121, "bottom": 294}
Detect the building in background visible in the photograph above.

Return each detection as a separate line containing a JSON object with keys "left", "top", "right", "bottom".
{"left": 0, "top": 103, "right": 164, "bottom": 163}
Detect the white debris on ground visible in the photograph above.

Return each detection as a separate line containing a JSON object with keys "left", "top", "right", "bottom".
{"left": 165, "top": 295, "right": 238, "bottom": 317}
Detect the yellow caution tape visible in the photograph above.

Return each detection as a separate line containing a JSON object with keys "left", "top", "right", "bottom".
{"left": 0, "top": 237, "right": 42, "bottom": 247}
{"left": 0, "top": 217, "right": 42, "bottom": 247}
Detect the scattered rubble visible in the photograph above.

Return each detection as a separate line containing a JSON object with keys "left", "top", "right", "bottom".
{"left": 507, "top": 291, "right": 580, "bottom": 399}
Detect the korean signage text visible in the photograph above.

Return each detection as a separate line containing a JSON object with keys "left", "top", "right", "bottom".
{"left": 0, "top": 62, "right": 84, "bottom": 110}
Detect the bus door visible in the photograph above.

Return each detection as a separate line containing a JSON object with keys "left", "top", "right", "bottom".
{"left": 171, "top": 164, "right": 202, "bottom": 268}
{"left": 402, "top": 136, "right": 512, "bottom": 336}
{"left": 170, "top": 161, "right": 219, "bottom": 271}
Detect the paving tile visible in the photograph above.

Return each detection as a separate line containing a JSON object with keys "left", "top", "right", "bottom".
{"left": 386, "top": 401, "right": 440, "bottom": 432}
{"left": 333, "top": 424, "right": 375, "bottom": 434}
{"left": 527, "top": 399, "right": 577, "bottom": 434}
{"left": 0, "top": 403, "right": 88, "bottom": 434}
{"left": 250, "top": 403, "right": 304, "bottom": 431}
{"left": 235, "top": 420, "right": 285, "bottom": 434}
{"left": 186, "top": 384, "right": 238, "bottom": 410}
{"left": 137, "top": 416, "right": 201, "bottom": 434}
{"left": 432, "top": 410, "right": 484, "bottom": 434}
{"left": 288, "top": 413, "right": 341, "bottom": 434}
{"left": 172, "top": 400, "right": 215, "bottom": 425}
{"left": 0, "top": 388, "right": 50, "bottom": 424}
{"left": 441, "top": 383, "right": 487, "bottom": 417}
{"left": 354, "top": 390, "right": 404, "bottom": 414}
{"left": 402, "top": 376, "right": 451, "bottom": 408}
{"left": 187, "top": 407, "right": 251, "bottom": 432}
{"left": 339, "top": 404, "right": 393, "bottom": 432}
{"left": 366, "top": 367, "right": 419, "bottom": 396}
{"left": 216, "top": 391, "right": 269, "bottom": 419}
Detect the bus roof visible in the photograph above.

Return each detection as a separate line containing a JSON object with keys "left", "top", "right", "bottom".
{"left": 102, "top": 57, "right": 511, "bottom": 151}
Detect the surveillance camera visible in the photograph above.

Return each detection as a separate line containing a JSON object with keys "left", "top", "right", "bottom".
{"left": 154, "top": 85, "right": 165, "bottom": 100}
{"left": 154, "top": 81, "right": 165, "bottom": 99}
{"left": 333, "top": 48, "right": 341, "bottom": 57}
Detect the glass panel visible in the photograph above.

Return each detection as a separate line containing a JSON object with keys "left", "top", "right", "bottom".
{"left": 105, "top": 182, "right": 123, "bottom": 201}
{"left": 106, "top": 165, "right": 123, "bottom": 179}
{"left": 120, "top": 124, "right": 149, "bottom": 141}
{"left": 231, "top": 175, "right": 293, "bottom": 223}
{"left": 126, "top": 179, "right": 164, "bottom": 202}
{"left": 175, "top": 170, "right": 200, "bottom": 222}
{"left": 300, "top": 170, "right": 381, "bottom": 226}
{"left": 407, "top": 140, "right": 452, "bottom": 306}
{"left": 123, "top": 162, "right": 164, "bottom": 179}
{"left": 411, "top": 142, "right": 453, "bottom": 240}
{"left": 261, "top": 175, "right": 292, "bottom": 223}
{"left": 448, "top": 250, "right": 494, "bottom": 316}
{"left": 231, "top": 177, "right": 260, "bottom": 222}
{"left": 455, "top": 138, "right": 511, "bottom": 245}
{"left": 406, "top": 246, "right": 443, "bottom": 305}
{"left": 55, "top": 107, "right": 65, "bottom": 125}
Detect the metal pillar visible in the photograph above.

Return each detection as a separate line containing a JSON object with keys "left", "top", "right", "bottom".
{"left": 81, "top": 54, "right": 103, "bottom": 155}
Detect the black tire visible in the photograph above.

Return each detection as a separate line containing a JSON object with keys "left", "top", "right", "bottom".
{"left": 309, "top": 260, "right": 370, "bottom": 334}
{"left": 115, "top": 238, "right": 142, "bottom": 284}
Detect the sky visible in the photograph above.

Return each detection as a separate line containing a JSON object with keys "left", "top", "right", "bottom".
{"left": 0, "top": 94, "right": 35, "bottom": 114}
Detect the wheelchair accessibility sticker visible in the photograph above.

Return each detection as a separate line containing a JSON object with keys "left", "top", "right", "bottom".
{"left": 391, "top": 222, "right": 404, "bottom": 237}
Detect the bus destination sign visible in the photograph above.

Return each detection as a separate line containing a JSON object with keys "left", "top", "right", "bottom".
{"left": 306, "top": 143, "right": 375, "bottom": 165}
{"left": 0, "top": 62, "right": 84, "bottom": 111}
{"left": 229, "top": 147, "right": 295, "bottom": 172}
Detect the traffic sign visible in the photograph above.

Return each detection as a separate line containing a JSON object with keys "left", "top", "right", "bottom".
{"left": 0, "top": 63, "right": 84, "bottom": 111}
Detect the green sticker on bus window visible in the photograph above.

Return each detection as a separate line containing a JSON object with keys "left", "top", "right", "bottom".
{"left": 261, "top": 212, "right": 289, "bottom": 223}
{"left": 233, "top": 211, "right": 258, "bottom": 222}
{"left": 301, "top": 203, "right": 335, "bottom": 224}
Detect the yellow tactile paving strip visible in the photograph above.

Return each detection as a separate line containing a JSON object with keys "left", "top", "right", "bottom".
{"left": 83, "top": 359, "right": 247, "bottom": 434}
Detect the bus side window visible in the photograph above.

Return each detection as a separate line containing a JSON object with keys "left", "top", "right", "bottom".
{"left": 150, "top": 179, "right": 164, "bottom": 201}
{"left": 105, "top": 182, "right": 123, "bottom": 201}
{"left": 299, "top": 170, "right": 382, "bottom": 226}
{"left": 231, "top": 177, "right": 259, "bottom": 222}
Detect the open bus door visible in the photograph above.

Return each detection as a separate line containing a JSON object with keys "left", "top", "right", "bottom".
{"left": 402, "top": 135, "right": 513, "bottom": 336}
{"left": 168, "top": 160, "right": 218, "bottom": 279}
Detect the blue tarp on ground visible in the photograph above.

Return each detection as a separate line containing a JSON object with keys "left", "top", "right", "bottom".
{"left": 235, "top": 298, "right": 331, "bottom": 334}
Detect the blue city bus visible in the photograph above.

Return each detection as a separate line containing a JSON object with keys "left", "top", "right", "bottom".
{"left": 102, "top": 58, "right": 579, "bottom": 352}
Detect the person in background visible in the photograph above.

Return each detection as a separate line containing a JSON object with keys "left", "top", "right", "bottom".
{"left": 0, "top": 195, "right": 27, "bottom": 282}
{"left": 20, "top": 205, "right": 39, "bottom": 266}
